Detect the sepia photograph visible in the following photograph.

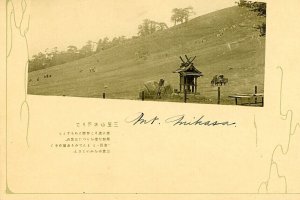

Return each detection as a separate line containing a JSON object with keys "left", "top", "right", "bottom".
{"left": 27, "top": 0, "right": 266, "bottom": 106}
{"left": 3, "top": 0, "right": 300, "bottom": 197}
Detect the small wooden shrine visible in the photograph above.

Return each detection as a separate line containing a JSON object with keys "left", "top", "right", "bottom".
{"left": 173, "top": 55, "right": 203, "bottom": 93}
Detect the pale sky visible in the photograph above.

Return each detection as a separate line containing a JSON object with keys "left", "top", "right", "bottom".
{"left": 28, "top": 0, "right": 236, "bottom": 56}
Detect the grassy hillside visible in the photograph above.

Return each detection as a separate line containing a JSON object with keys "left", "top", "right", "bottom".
{"left": 28, "top": 6, "right": 266, "bottom": 105}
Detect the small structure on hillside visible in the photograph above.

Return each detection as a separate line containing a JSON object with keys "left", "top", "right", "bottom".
{"left": 173, "top": 55, "right": 203, "bottom": 93}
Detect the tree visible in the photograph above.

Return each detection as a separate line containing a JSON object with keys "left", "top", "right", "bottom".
{"left": 156, "top": 22, "right": 168, "bottom": 31}
{"left": 98, "top": 37, "right": 110, "bottom": 50}
{"left": 236, "top": 0, "right": 247, "bottom": 7}
{"left": 138, "top": 19, "right": 152, "bottom": 36}
{"left": 110, "top": 36, "right": 127, "bottom": 47}
{"left": 96, "top": 38, "right": 103, "bottom": 52}
{"left": 67, "top": 45, "right": 78, "bottom": 54}
{"left": 182, "top": 6, "right": 195, "bottom": 22}
{"left": 80, "top": 40, "right": 94, "bottom": 56}
{"left": 138, "top": 19, "right": 168, "bottom": 36}
{"left": 171, "top": 7, "right": 195, "bottom": 26}
{"left": 171, "top": 8, "right": 182, "bottom": 25}
{"left": 149, "top": 20, "right": 157, "bottom": 34}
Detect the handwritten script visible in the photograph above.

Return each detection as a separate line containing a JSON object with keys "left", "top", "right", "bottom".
{"left": 125, "top": 112, "right": 236, "bottom": 127}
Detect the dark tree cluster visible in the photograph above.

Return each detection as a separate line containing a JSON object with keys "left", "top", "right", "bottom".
{"left": 237, "top": 0, "right": 266, "bottom": 17}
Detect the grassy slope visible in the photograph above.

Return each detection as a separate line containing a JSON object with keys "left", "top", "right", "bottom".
{"left": 28, "top": 6, "right": 266, "bottom": 104}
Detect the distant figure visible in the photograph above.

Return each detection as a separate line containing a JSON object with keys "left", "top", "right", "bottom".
{"left": 37, "top": 77, "right": 39, "bottom": 81}
{"left": 89, "top": 66, "right": 96, "bottom": 72}
{"left": 49, "top": 74, "right": 51, "bottom": 78}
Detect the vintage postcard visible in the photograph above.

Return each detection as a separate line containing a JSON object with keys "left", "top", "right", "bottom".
{"left": 0, "top": 0, "right": 299, "bottom": 199}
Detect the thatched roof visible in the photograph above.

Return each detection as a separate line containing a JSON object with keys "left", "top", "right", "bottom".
{"left": 174, "top": 63, "right": 203, "bottom": 77}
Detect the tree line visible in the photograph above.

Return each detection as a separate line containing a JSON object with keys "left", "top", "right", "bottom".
{"left": 29, "top": 6, "right": 195, "bottom": 72}
{"left": 28, "top": 37, "right": 129, "bottom": 72}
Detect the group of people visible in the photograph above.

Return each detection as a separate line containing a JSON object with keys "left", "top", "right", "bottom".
{"left": 44, "top": 74, "right": 51, "bottom": 78}
{"left": 29, "top": 73, "right": 52, "bottom": 83}
{"left": 211, "top": 74, "right": 229, "bottom": 86}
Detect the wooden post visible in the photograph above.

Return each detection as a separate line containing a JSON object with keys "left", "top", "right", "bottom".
{"left": 141, "top": 91, "right": 144, "bottom": 101}
{"left": 103, "top": 93, "right": 106, "bottom": 99}
{"left": 183, "top": 76, "right": 186, "bottom": 94}
{"left": 254, "top": 85, "right": 257, "bottom": 104}
{"left": 179, "top": 74, "right": 182, "bottom": 92}
{"left": 184, "top": 89, "right": 187, "bottom": 103}
{"left": 195, "top": 77, "right": 198, "bottom": 94}
{"left": 217, "top": 87, "right": 220, "bottom": 104}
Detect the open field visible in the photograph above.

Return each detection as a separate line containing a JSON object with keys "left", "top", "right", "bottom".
{"left": 28, "top": 6, "right": 266, "bottom": 105}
